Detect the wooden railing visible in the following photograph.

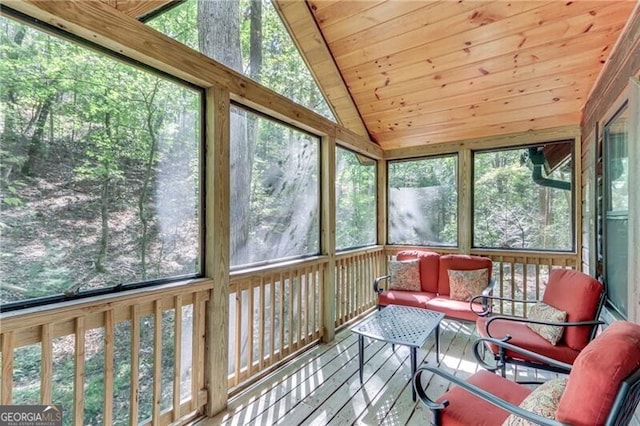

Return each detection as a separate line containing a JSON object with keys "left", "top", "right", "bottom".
{"left": 228, "top": 258, "right": 327, "bottom": 390}
{"left": 334, "top": 247, "right": 385, "bottom": 327}
{"left": 0, "top": 280, "right": 211, "bottom": 426}
{"left": 227, "top": 248, "right": 385, "bottom": 391}
{"left": 471, "top": 250, "right": 580, "bottom": 317}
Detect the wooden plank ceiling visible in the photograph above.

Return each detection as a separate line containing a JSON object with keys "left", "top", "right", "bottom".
{"left": 282, "top": 0, "right": 637, "bottom": 150}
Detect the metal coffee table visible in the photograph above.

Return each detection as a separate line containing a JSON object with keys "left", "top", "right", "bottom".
{"left": 351, "top": 305, "right": 444, "bottom": 401}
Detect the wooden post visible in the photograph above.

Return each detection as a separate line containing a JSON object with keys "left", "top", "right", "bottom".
{"left": 574, "top": 134, "right": 583, "bottom": 267}
{"left": 321, "top": 136, "right": 336, "bottom": 343}
{"left": 205, "top": 86, "right": 230, "bottom": 416}
{"left": 458, "top": 148, "right": 472, "bottom": 253}
{"left": 628, "top": 76, "right": 640, "bottom": 324}
{"left": 377, "top": 159, "right": 387, "bottom": 247}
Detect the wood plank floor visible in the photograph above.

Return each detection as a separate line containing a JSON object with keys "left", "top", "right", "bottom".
{"left": 200, "top": 316, "right": 639, "bottom": 426}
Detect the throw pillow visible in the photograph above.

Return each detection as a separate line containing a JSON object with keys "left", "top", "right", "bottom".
{"left": 448, "top": 268, "right": 488, "bottom": 301}
{"left": 388, "top": 259, "right": 421, "bottom": 291}
{"left": 526, "top": 302, "right": 567, "bottom": 345}
{"left": 502, "top": 378, "right": 568, "bottom": 426}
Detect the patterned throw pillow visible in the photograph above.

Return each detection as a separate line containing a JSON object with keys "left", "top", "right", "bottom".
{"left": 388, "top": 259, "right": 421, "bottom": 291}
{"left": 447, "top": 268, "right": 488, "bottom": 301}
{"left": 526, "top": 302, "right": 567, "bottom": 345}
{"left": 502, "top": 378, "right": 568, "bottom": 426}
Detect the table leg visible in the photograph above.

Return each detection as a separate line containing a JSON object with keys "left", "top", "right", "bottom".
{"left": 435, "top": 322, "right": 441, "bottom": 364}
{"left": 436, "top": 323, "right": 440, "bottom": 365}
{"left": 358, "top": 334, "right": 364, "bottom": 385}
{"left": 411, "top": 347, "right": 417, "bottom": 402}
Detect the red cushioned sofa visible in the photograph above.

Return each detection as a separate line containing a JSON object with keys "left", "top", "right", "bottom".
{"left": 373, "top": 250, "right": 494, "bottom": 322}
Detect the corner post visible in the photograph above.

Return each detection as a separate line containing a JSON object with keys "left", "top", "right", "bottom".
{"left": 205, "top": 86, "right": 230, "bottom": 416}
{"left": 321, "top": 135, "right": 336, "bottom": 342}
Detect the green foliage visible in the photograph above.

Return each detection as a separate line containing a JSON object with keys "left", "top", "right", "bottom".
{"left": 474, "top": 147, "right": 572, "bottom": 250}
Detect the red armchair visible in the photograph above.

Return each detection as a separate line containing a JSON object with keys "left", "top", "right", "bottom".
{"left": 413, "top": 321, "right": 640, "bottom": 426}
{"left": 474, "top": 269, "right": 605, "bottom": 376}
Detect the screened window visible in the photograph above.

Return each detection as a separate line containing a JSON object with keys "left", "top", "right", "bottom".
{"left": 603, "top": 105, "right": 628, "bottom": 316}
{"left": 0, "top": 16, "right": 202, "bottom": 309}
{"left": 335, "top": 147, "right": 376, "bottom": 250}
{"left": 388, "top": 156, "right": 458, "bottom": 246}
{"left": 473, "top": 141, "right": 573, "bottom": 250}
{"left": 148, "top": 0, "right": 335, "bottom": 121}
{"left": 230, "top": 106, "right": 320, "bottom": 268}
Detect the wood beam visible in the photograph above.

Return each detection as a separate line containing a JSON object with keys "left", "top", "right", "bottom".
{"left": 383, "top": 125, "right": 581, "bottom": 160}
{"left": 321, "top": 136, "right": 336, "bottom": 342}
{"left": 205, "top": 86, "right": 230, "bottom": 416}
{"left": 273, "top": 0, "right": 369, "bottom": 138}
{"left": 628, "top": 76, "right": 640, "bottom": 324}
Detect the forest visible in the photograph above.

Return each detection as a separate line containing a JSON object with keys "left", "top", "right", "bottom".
{"left": 1, "top": 0, "right": 572, "bottom": 423}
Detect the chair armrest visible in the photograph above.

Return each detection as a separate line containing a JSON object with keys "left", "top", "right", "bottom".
{"left": 373, "top": 275, "right": 390, "bottom": 294}
{"left": 472, "top": 337, "right": 573, "bottom": 374}
{"left": 470, "top": 277, "right": 497, "bottom": 316}
{"left": 484, "top": 315, "right": 604, "bottom": 339}
{"left": 413, "top": 366, "right": 570, "bottom": 426}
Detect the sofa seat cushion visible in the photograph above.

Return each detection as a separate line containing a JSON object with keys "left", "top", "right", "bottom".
{"left": 541, "top": 269, "right": 603, "bottom": 351}
{"left": 556, "top": 321, "right": 640, "bottom": 425}
{"left": 436, "top": 370, "right": 531, "bottom": 426}
{"left": 397, "top": 250, "right": 440, "bottom": 293}
{"left": 477, "top": 317, "right": 581, "bottom": 365}
{"left": 378, "top": 290, "right": 435, "bottom": 309}
{"left": 427, "top": 297, "right": 486, "bottom": 322}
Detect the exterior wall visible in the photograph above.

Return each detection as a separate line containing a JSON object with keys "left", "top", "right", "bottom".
{"left": 580, "top": 5, "right": 640, "bottom": 323}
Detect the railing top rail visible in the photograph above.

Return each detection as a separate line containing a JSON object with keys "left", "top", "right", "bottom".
{"left": 0, "top": 278, "right": 213, "bottom": 332}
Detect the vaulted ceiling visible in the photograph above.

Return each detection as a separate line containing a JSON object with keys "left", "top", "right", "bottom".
{"left": 276, "top": 0, "right": 638, "bottom": 150}
{"left": 108, "top": 0, "right": 638, "bottom": 150}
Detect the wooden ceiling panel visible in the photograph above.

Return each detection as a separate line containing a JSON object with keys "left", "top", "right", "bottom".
{"left": 295, "top": 0, "right": 637, "bottom": 149}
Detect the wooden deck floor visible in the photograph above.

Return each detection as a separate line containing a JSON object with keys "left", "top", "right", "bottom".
{"left": 200, "top": 315, "right": 575, "bottom": 426}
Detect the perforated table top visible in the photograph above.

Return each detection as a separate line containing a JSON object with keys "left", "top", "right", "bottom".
{"left": 351, "top": 305, "right": 444, "bottom": 348}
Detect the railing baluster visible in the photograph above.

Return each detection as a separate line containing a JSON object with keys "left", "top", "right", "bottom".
{"left": 131, "top": 305, "right": 140, "bottom": 424}
{"left": 153, "top": 301, "right": 162, "bottom": 425}
{"left": 74, "top": 317, "right": 85, "bottom": 425}
{"left": 259, "top": 276, "right": 265, "bottom": 370}
{"left": 248, "top": 281, "right": 255, "bottom": 375}
{"left": 104, "top": 310, "right": 114, "bottom": 424}
{"left": 41, "top": 324, "right": 52, "bottom": 405}
{"left": 269, "top": 275, "right": 275, "bottom": 365}
{"left": 234, "top": 286, "right": 241, "bottom": 384}
{"left": 2, "top": 332, "right": 14, "bottom": 404}
{"left": 173, "top": 296, "right": 182, "bottom": 422}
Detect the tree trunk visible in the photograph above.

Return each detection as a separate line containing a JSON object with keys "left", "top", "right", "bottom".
{"left": 96, "top": 113, "right": 112, "bottom": 273}
{"left": 249, "top": 0, "right": 262, "bottom": 82}
{"left": 139, "top": 81, "right": 162, "bottom": 280}
{"left": 198, "top": 0, "right": 255, "bottom": 265}
{"left": 21, "top": 93, "right": 54, "bottom": 175}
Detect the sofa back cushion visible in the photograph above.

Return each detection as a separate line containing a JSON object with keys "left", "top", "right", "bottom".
{"left": 556, "top": 321, "right": 640, "bottom": 425}
{"left": 438, "top": 254, "right": 492, "bottom": 296}
{"left": 396, "top": 250, "right": 440, "bottom": 293}
{"left": 541, "top": 269, "right": 603, "bottom": 350}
